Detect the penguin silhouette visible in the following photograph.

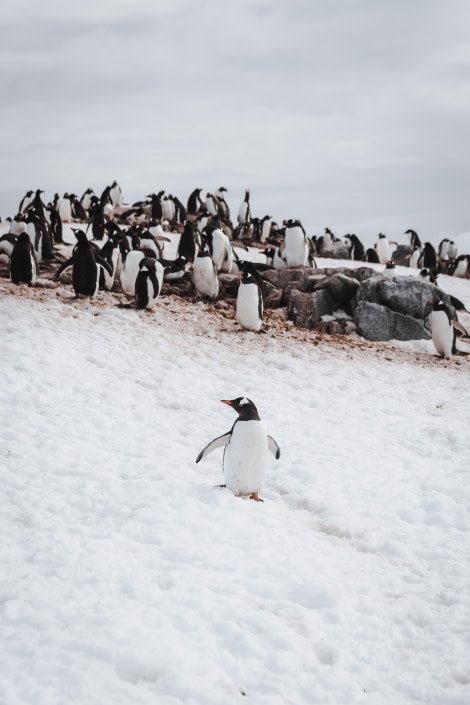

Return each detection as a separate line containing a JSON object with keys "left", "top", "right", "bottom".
{"left": 196, "top": 397, "right": 280, "bottom": 501}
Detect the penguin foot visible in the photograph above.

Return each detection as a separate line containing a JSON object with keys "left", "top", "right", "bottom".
{"left": 250, "top": 493, "right": 264, "bottom": 502}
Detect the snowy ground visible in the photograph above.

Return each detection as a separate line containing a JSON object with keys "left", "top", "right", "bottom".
{"left": 1, "top": 225, "right": 470, "bottom": 705}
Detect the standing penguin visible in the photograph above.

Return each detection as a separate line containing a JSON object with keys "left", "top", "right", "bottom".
{"left": 376, "top": 233, "right": 391, "bottom": 264}
{"left": 9, "top": 232, "right": 37, "bottom": 285}
{"left": 192, "top": 246, "right": 219, "bottom": 298}
{"left": 237, "top": 189, "right": 251, "bottom": 226}
{"left": 57, "top": 194, "right": 73, "bottom": 223}
{"left": 55, "top": 229, "right": 113, "bottom": 297}
{"left": 344, "top": 234, "right": 365, "bottom": 261}
{"left": 177, "top": 220, "right": 198, "bottom": 263}
{"left": 134, "top": 257, "right": 164, "bottom": 310}
{"left": 196, "top": 397, "right": 281, "bottom": 502}
{"left": 283, "top": 219, "right": 309, "bottom": 267}
{"left": 427, "top": 300, "right": 455, "bottom": 359}
{"left": 236, "top": 263, "right": 264, "bottom": 332}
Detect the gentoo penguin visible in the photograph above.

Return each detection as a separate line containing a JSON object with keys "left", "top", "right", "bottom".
{"left": 162, "top": 194, "right": 176, "bottom": 223}
{"left": 236, "top": 263, "right": 264, "bottom": 332}
{"left": 177, "top": 220, "right": 198, "bottom": 262}
{"left": 134, "top": 257, "right": 164, "bottom": 309}
{"left": 365, "top": 247, "right": 380, "bottom": 263}
{"left": 148, "top": 191, "right": 165, "bottom": 221}
{"left": 46, "top": 203, "right": 64, "bottom": 244}
{"left": 205, "top": 193, "right": 219, "bottom": 217}
{"left": 69, "top": 194, "right": 88, "bottom": 221}
{"left": 448, "top": 255, "right": 470, "bottom": 278}
{"left": 18, "top": 190, "right": 34, "bottom": 214}
{"left": 109, "top": 181, "right": 123, "bottom": 208}
{"left": 376, "top": 233, "right": 391, "bottom": 264}
{"left": 419, "top": 268, "right": 438, "bottom": 285}
{"left": 79, "top": 188, "right": 95, "bottom": 213}
{"left": 405, "top": 229, "right": 422, "bottom": 251}
{"left": 417, "top": 242, "right": 438, "bottom": 270}
{"left": 437, "top": 238, "right": 450, "bottom": 260}
{"left": 409, "top": 245, "right": 421, "bottom": 268}
{"left": 344, "top": 234, "right": 365, "bottom": 261}
{"left": 283, "top": 219, "right": 309, "bottom": 267}
{"left": 383, "top": 261, "right": 396, "bottom": 278}
{"left": 204, "top": 227, "right": 233, "bottom": 272}
{"left": 237, "top": 189, "right": 251, "bottom": 225}
{"left": 192, "top": 246, "right": 219, "bottom": 298}
{"left": 0, "top": 233, "right": 17, "bottom": 262}
{"left": 427, "top": 300, "right": 455, "bottom": 359}
{"left": 187, "top": 188, "right": 204, "bottom": 216}
{"left": 9, "top": 232, "right": 37, "bottom": 285}
{"left": 214, "top": 187, "right": 231, "bottom": 224}
{"left": 196, "top": 397, "right": 280, "bottom": 502}
{"left": 447, "top": 241, "right": 458, "bottom": 261}
{"left": 55, "top": 229, "right": 113, "bottom": 297}
{"left": 57, "top": 193, "right": 73, "bottom": 223}
{"left": 119, "top": 250, "right": 148, "bottom": 297}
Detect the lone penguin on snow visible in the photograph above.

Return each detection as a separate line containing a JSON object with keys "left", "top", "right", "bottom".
{"left": 427, "top": 300, "right": 468, "bottom": 359}
{"left": 196, "top": 397, "right": 281, "bottom": 502}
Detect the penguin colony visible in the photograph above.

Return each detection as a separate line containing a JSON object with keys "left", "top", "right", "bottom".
{"left": 1, "top": 183, "right": 469, "bottom": 357}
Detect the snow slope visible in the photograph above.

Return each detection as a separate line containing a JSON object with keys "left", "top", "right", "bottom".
{"left": 1, "top": 230, "right": 470, "bottom": 704}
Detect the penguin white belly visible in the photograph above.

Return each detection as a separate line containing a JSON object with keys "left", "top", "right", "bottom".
{"left": 58, "top": 200, "right": 72, "bottom": 223}
{"left": 193, "top": 257, "right": 219, "bottom": 297}
{"left": 120, "top": 251, "right": 145, "bottom": 296}
{"left": 224, "top": 420, "right": 268, "bottom": 496}
{"left": 431, "top": 311, "right": 453, "bottom": 358}
{"left": 236, "top": 283, "right": 262, "bottom": 331}
{"left": 284, "top": 229, "right": 308, "bottom": 267}
{"left": 376, "top": 239, "right": 390, "bottom": 264}
{"left": 453, "top": 260, "right": 468, "bottom": 277}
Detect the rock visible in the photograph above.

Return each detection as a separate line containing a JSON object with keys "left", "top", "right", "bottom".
{"left": 322, "top": 273, "right": 360, "bottom": 304}
{"left": 354, "top": 301, "right": 431, "bottom": 341}
{"left": 391, "top": 244, "right": 412, "bottom": 266}
{"left": 353, "top": 275, "right": 456, "bottom": 321}
{"left": 318, "top": 242, "right": 350, "bottom": 259}
{"left": 288, "top": 288, "right": 338, "bottom": 329}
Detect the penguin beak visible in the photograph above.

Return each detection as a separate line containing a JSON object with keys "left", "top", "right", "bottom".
{"left": 221, "top": 399, "right": 233, "bottom": 406}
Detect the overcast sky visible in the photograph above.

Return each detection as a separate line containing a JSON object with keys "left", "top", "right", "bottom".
{"left": 2, "top": 0, "right": 469, "bottom": 246}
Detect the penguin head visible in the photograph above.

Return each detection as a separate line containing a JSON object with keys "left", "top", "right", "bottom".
{"left": 72, "top": 229, "right": 88, "bottom": 243}
{"left": 221, "top": 397, "right": 261, "bottom": 421}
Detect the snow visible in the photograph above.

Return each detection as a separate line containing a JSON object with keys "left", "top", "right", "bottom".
{"left": 1, "top": 226, "right": 470, "bottom": 704}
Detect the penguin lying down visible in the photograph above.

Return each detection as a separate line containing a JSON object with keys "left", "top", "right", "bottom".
{"left": 196, "top": 397, "right": 280, "bottom": 502}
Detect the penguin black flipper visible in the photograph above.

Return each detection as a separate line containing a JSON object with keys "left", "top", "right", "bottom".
{"left": 94, "top": 252, "right": 114, "bottom": 278}
{"left": 55, "top": 257, "right": 74, "bottom": 279}
{"left": 268, "top": 435, "right": 281, "bottom": 459}
{"left": 149, "top": 266, "right": 161, "bottom": 299}
{"left": 196, "top": 433, "right": 231, "bottom": 463}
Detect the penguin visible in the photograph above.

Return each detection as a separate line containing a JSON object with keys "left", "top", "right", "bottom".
{"left": 57, "top": 193, "right": 73, "bottom": 223}
{"left": 448, "top": 255, "right": 470, "bottom": 278}
{"left": 237, "top": 189, "right": 251, "bottom": 225}
{"left": 419, "top": 268, "right": 438, "bottom": 285}
{"left": 365, "top": 248, "right": 380, "bottom": 263}
{"left": 79, "top": 188, "right": 95, "bottom": 213}
{"left": 214, "top": 186, "right": 231, "bottom": 224}
{"left": 162, "top": 255, "right": 188, "bottom": 281}
{"left": 204, "top": 227, "right": 233, "bottom": 272}
{"left": 405, "top": 229, "right": 422, "bottom": 251}
{"left": 383, "top": 261, "right": 396, "bottom": 278}
{"left": 0, "top": 233, "right": 18, "bottom": 262}
{"left": 417, "top": 242, "right": 438, "bottom": 270}
{"left": 344, "top": 234, "right": 365, "bottom": 261}
{"left": 282, "top": 219, "right": 309, "bottom": 267}
{"left": 46, "top": 203, "right": 64, "bottom": 244}
{"left": 55, "top": 229, "right": 113, "bottom": 297}
{"left": 187, "top": 188, "right": 204, "bottom": 216}
{"left": 263, "top": 246, "right": 287, "bottom": 269}
{"left": 119, "top": 250, "right": 148, "bottom": 297}
{"left": 192, "top": 246, "right": 219, "bottom": 298}
{"left": 236, "top": 263, "right": 264, "bottom": 332}
{"left": 195, "top": 397, "right": 280, "bottom": 502}
{"left": 206, "top": 193, "right": 219, "bottom": 217}
{"left": 447, "top": 241, "right": 458, "bottom": 261}
{"left": 409, "top": 245, "right": 421, "bottom": 268}
{"left": 134, "top": 257, "right": 164, "bottom": 310}
{"left": 162, "top": 194, "right": 176, "bottom": 223}
{"left": 9, "top": 232, "right": 37, "bottom": 285}
{"left": 376, "top": 233, "right": 391, "bottom": 264}
{"left": 437, "top": 238, "right": 450, "bottom": 260}
{"left": 69, "top": 194, "right": 88, "bottom": 221}
{"left": 109, "top": 181, "right": 123, "bottom": 208}
{"left": 427, "top": 300, "right": 456, "bottom": 359}
{"left": 177, "top": 220, "right": 198, "bottom": 263}
{"left": 18, "top": 190, "right": 34, "bottom": 214}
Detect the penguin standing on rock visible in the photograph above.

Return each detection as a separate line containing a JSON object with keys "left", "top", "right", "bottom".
{"left": 9, "top": 232, "right": 37, "bottom": 285}
{"left": 283, "top": 219, "right": 309, "bottom": 267}
{"left": 196, "top": 397, "right": 281, "bottom": 502}
{"left": 376, "top": 233, "right": 391, "bottom": 264}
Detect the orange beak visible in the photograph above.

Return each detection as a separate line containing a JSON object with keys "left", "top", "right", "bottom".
{"left": 221, "top": 399, "right": 233, "bottom": 406}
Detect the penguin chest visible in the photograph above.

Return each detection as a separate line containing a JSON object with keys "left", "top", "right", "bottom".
{"left": 224, "top": 420, "right": 268, "bottom": 496}
{"left": 376, "top": 240, "right": 390, "bottom": 264}
{"left": 431, "top": 311, "right": 453, "bottom": 357}
{"left": 236, "top": 283, "right": 262, "bottom": 331}
{"left": 285, "top": 228, "right": 308, "bottom": 266}
{"left": 193, "top": 259, "right": 219, "bottom": 297}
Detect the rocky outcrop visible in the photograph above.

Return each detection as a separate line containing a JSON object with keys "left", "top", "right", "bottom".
{"left": 354, "top": 301, "right": 430, "bottom": 341}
